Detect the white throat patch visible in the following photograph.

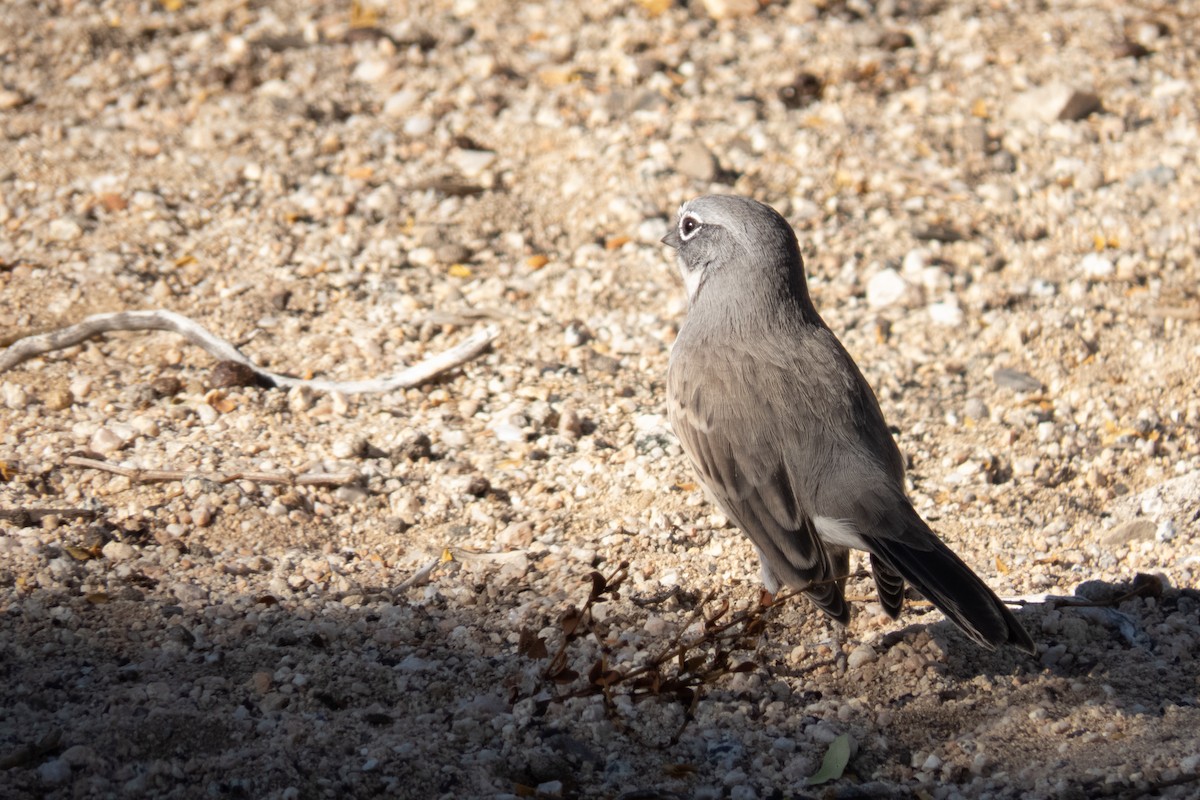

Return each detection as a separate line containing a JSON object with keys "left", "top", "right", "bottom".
{"left": 682, "top": 262, "right": 704, "bottom": 304}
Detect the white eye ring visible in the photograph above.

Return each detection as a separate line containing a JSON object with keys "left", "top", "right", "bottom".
{"left": 679, "top": 214, "right": 703, "bottom": 241}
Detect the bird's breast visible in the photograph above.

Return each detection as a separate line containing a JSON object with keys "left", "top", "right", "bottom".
{"left": 671, "top": 328, "right": 855, "bottom": 429}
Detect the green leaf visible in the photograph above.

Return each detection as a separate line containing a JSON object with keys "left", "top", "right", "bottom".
{"left": 807, "top": 733, "right": 851, "bottom": 786}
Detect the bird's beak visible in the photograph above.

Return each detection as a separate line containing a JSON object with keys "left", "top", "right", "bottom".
{"left": 661, "top": 229, "right": 682, "bottom": 249}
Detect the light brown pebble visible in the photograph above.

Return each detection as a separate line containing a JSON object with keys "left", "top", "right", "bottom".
{"left": 44, "top": 388, "right": 73, "bottom": 410}
{"left": 252, "top": 671, "right": 272, "bottom": 694}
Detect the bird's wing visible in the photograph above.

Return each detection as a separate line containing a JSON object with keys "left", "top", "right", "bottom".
{"left": 668, "top": 345, "right": 849, "bottom": 622}
{"left": 669, "top": 330, "right": 1034, "bottom": 652}
{"left": 804, "top": 334, "right": 1036, "bottom": 652}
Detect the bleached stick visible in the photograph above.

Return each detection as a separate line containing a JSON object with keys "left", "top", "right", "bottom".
{"left": 65, "top": 455, "right": 358, "bottom": 487}
{"left": 0, "top": 310, "right": 498, "bottom": 394}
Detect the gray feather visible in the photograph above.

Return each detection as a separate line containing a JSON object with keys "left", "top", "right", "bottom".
{"left": 664, "top": 195, "right": 1035, "bottom": 654}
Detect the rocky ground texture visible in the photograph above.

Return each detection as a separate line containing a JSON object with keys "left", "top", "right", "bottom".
{"left": 2, "top": 0, "right": 1199, "bottom": 798}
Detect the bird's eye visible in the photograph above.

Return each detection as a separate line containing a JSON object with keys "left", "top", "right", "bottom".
{"left": 680, "top": 215, "right": 701, "bottom": 239}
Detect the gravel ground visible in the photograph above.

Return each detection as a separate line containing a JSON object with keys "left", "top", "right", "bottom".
{"left": 2, "top": 0, "right": 1199, "bottom": 798}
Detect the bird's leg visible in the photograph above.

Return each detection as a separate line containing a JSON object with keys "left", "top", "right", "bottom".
{"left": 831, "top": 623, "right": 850, "bottom": 673}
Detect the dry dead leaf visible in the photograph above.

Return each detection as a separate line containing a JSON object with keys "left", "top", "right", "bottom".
{"left": 663, "top": 763, "right": 698, "bottom": 778}
{"left": 64, "top": 545, "right": 100, "bottom": 561}
{"left": 349, "top": 0, "right": 378, "bottom": 28}
{"left": 636, "top": 0, "right": 673, "bottom": 16}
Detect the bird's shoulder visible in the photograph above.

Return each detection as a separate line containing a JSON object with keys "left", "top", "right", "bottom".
{"left": 669, "top": 322, "right": 860, "bottom": 422}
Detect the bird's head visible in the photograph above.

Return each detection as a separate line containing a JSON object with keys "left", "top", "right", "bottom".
{"left": 661, "top": 195, "right": 810, "bottom": 311}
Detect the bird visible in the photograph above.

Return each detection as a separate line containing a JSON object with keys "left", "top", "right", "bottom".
{"left": 661, "top": 195, "right": 1035, "bottom": 654}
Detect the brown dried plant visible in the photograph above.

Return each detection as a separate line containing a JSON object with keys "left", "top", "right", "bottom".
{"left": 517, "top": 561, "right": 797, "bottom": 743}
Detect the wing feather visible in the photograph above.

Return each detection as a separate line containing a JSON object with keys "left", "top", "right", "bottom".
{"left": 667, "top": 317, "right": 1033, "bottom": 652}
{"left": 669, "top": 348, "right": 848, "bottom": 622}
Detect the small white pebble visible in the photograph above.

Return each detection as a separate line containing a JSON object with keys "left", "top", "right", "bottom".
{"left": 352, "top": 58, "right": 391, "bottom": 82}
{"left": 47, "top": 218, "right": 83, "bottom": 242}
{"left": 535, "top": 780, "right": 563, "bottom": 796}
{"left": 330, "top": 392, "right": 350, "bottom": 416}
{"left": 195, "top": 403, "right": 219, "bottom": 425}
{"left": 407, "top": 247, "right": 436, "bottom": 267}
{"left": 729, "top": 785, "right": 758, "bottom": 800}
{"left": 866, "top": 268, "right": 910, "bottom": 309}
{"left": 1080, "top": 253, "right": 1114, "bottom": 278}
{"left": 335, "top": 485, "right": 368, "bottom": 503}
{"left": 383, "top": 89, "right": 420, "bottom": 116}
{"left": 89, "top": 427, "right": 125, "bottom": 454}
{"left": 448, "top": 148, "right": 497, "bottom": 177}
{"left": 847, "top": 644, "right": 878, "bottom": 669}
{"left": 928, "top": 301, "right": 964, "bottom": 327}
{"left": 1040, "top": 644, "right": 1067, "bottom": 667}
{"left": 69, "top": 376, "right": 93, "bottom": 400}
{"left": 102, "top": 541, "right": 136, "bottom": 561}
{"left": 1013, "top": 457, "right": 1039, "bottom": 477}
{"left": 59, "top": 745, "right": 95, "bottom": 767}
{"left": 131, "top": 416, "right": 160, "bottom": 437}
{"left": 2, "top": 383, "right": 29, "bottom": 409}
{"left": 331, "top": 438, "right": 360, "bottom": 459}
{"left": 901, "top": 248, "right": 928, "bottom": 275}
{"left": 402, "top": 115, "right": 434, "bottom": 136}
{"left": 37, "top": 758, "right": 72, "bottom": 784}
{"left": 721, "top": 768, "right": 749, "bottom": 787}
{"left": 287, "top": 386, "right": 314, "bottom": 413}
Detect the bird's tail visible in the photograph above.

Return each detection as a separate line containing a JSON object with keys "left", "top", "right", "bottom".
{"left": 868, "top": 529, "right": 1036, "bottom": 654}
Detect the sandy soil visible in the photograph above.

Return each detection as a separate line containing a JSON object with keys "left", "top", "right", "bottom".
{"left": 2, "top": 1, "right": 1199, "bottom": 798}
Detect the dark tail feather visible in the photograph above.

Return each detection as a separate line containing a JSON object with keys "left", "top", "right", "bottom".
{"left": 805, "top": 579, "right": 851, "bottom": 627}
{"left": 753, "top": 514, "right": 852, "bottom": 626}
{"left": 870, "top": 554, "right": 905, "bottom": 619}
{"left": 868, "top": 533, "right": 1036, "bottom": 654}
{"left": 802, "top": 546, "right": 851, "bottom": 626}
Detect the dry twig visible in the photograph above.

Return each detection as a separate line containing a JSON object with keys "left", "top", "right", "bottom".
{"left": 394, "top": 556, "right": 445, "bottom": 593}
{"left": 1006, "top": 573, "right": 1165, "bottom": 610}
{"left": 519, "top": 564, "right": 813, "bottom": 744}
{"left": 65, "top": 456, "right": 358, "bottom": 487}
{"left": 0, "top": 507, "right": 100, "bottom": 524}
{"left": 0, "top": 728, "right": 62, "bottom": 769}
{"left": 0, "top": 309, "right": 499, "bottom": 394}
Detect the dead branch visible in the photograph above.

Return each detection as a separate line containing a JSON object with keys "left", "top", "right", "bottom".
{"left": 0, "top": 309, "right": 499, "bottom": 394}
{"left": 0, "top": 728, "right": 62, "bottom": 769}
{"left": 65, "top": 456, "right": 358, "bottom": 487}
{"left": 0, "top": 507, "right": 101, "bottom": 524}
{"left": 395, "top": 555, "right": 450, "bottom": 593}
{"left": 1005, "top": 579, "right": 1163, "bottom": 610}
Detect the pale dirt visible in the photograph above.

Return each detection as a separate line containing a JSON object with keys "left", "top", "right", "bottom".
{"left": 2, "top": 1, "right": 1199, "bottom": 799}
